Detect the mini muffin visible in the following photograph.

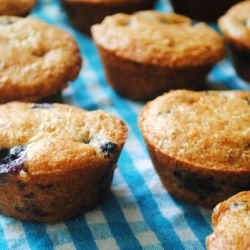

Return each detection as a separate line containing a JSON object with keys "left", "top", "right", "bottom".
{"left": 170, "top": 0, "right": 240, "bottom": 23}
{"left": 218, "top": 1, "right": 250, "bottom": 83}
{"left": 0, "top": 102, "right": 128, "bottom": 222}
{"left": 0, "top": 0, "right": 36, "bottom": 16}
{"left": 60, "top": 0, "right": 156, "bottom": 35}
{"left": 206, "top": 191, "right": 250, "bottom": 250}
{"left": 91, "top": 11, "right": 225, "bottom": 101}
{"left": 138, "top": 89, "right": 250, "bottom": 208}
{"left": 0, "top": 16, "right": 82, "bottom": 104}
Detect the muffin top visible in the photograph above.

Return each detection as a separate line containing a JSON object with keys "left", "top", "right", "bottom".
{"left": 0, "top": 0, "right": 36, "bottom": 16}
{"left": 91, "top": 11, "right": 225, "bottom": 67}
{"left": 206, "top": 191, "right": 250, "bottom": 249}
{"left": 218, "top": 1, "right": 250, "bottom": 48}
{"left": 0, "top": 102, "right": 128, "bottom": 176}
{"left": 138, "top": 90, "right": 250, "bottom": 172}
{"left": 0, "top": 16, "right": 82, "bottom": 104}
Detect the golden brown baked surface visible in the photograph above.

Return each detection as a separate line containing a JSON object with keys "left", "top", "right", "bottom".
{"left": 218, "top": 1, "right": 250, "bottom": 49}
{"left": 138, "top": 90, "right": 250, "bottom": 207}
{"left": 92, "top": 11, "right": 224, "bottom": 67}
{"left": 139, "top": 89, "right": 250, "bottom": 171}
{"left": 0, "top": 16, "right": 82, "bottom": 104}
{"left": 0, "top": 0, "right": 36, "bottom": 16}
{"left": 206, "top": 191, "right": 250, "bottom": 250}
{"left": 0, "top": 102, "right": 128, "bottom": 222}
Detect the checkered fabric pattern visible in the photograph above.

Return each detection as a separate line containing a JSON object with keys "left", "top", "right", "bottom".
{"left": 0, "top": 0, "right": 249, "bottom": 249}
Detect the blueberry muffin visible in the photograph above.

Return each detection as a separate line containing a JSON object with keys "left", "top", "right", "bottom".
{"left": 218, "top": 1, "right": 250, "bottom": 83}
{"left": 170, "top": 0, "right": 240, "bottom": 23}
{"left": 60, "top": 0, "right": 156, "bottom": 35}
{"left": 138, "top": 89, "right": 250, "bottom": 208}
{"left": 0, "top": 102, "right": 128, "bottom": 222}
{"left": 206, "top": 191, "right": 250, "bottom": 249}
{"left": 0, "top": 0, "right": 36, "bottom": 16}
{"left": 0, "top": 16, "right": 82, "bottom": 104}
{"left": 91, "top": 11, "right": 225, "bottom": 101}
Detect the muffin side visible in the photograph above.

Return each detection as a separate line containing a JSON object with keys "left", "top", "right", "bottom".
{"left": 218, "top": 1, "right": 250, "bottom": 82}
{"left": 0, "top": 102, "right": 128, "bottom": 222}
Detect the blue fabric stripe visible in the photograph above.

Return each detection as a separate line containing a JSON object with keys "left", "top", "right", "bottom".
{"left": 119, "top": 149, "right": 185, "bottom": 250}
{"left": 176, "top": 201, "right": 213, "bottom": 249}
{"left": 0, "top": 224, "right": 9, "bottom": 250}
{"left": 100, "top": 191, "right": 142, "bottom": 250}
{"left": 65, "top": 217, "right": 98, "bottom": 250}
{"left": 22, "top": 222, "right": 53, "bottom": 250}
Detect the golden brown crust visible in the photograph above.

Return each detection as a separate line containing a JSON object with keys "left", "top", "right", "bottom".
{"left": 0, "top": 16, "right": 82, "bottom": 104}
{"left": 92, "top": 11, "right": 225, "bottom": 67}
{"left": 0, "top": 102, "right": 128, "bottom": 222}
{"left": 218, "top": 1, "right": 250, "bottom": 49}
{"left": 206, "top": 191, "right": 250, "bottom": 250}
{"left": 138, "top": 90, "right": 250, "bottom": 207}
{"left": 0, "top": 0, "right": 36, "bottom": 16}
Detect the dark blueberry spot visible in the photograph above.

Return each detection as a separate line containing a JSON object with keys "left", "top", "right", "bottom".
{"left": 246, "top": 98, "right": 250, "bottom": 105}
{"left": 245, "top": 144, "right": 250, "bottom": 150}
{"left": 17, "top": 181, "right": 26, "bottom": 190}
{"left": 0, "top": 17, "right": 17, "bottom": 26}
{"left": 37, "top": 183, "right": 53, "bottom": 189}
{"left": 83, "top": 139, "right": 90, "bottom": 144}
{"left": 0, "top": 146, "right": 26, "bottom": 174}
{"left": 14, "top": 204, "right": 48, "bottom": 217}
{"left": 230, "top": 201, "right": 246, "bottom": 211}
{"left": 100, "top": 142, "right": 117, "bottom": 158}
{"left": 32, "top": 103, "right": 54, "bottom": 109}
{"left": 173, "top": 170, "right": 221, "bottom": 199}
{"left": 24, "top": 193, "right": 34, "bottom": 199}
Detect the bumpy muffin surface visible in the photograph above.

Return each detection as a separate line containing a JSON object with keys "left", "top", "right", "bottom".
{"left": 218, "top": 1, "right": 250, "bottom": 49}
{"left": 92, "top": 11, "right": 224, "bottom": 67}
{"left": 0, "top": 16, "right": 82, "bottom": 104}
{"left": 0, "top": 102, "right": 128, "bottom": 222}
{"left": 206, "top": 191, "right": 250, "bottom": 250}
{"left": 138, "top": 90, "right": 250, "bottom": 207}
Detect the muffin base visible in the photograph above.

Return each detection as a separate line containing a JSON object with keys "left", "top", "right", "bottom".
{"left": 96, "top": 45, "right": 212, "bottom": 101}
{"left": 227, "top": 42, "right": 250, "bottom": 83}
{"left": 0, "top": 164, "right": 115, "bottom": 222}
{"left": 169, "top": 0, "right": 240, "bottom": 22}
{"left": 145, "top": 140, "right": 250, "bottom": 208}
{"left": 61, "top": 0, "right": 156, "bottom": 35}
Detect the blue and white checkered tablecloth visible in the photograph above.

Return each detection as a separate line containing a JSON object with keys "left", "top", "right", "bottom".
{"left": 1, "top": 1, "right": 249, "bottom": 249}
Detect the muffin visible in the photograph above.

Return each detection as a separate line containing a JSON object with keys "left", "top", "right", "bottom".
{"left": 60, "top": 0, "right": 157, "bottom": 35}
{"left": 170, "top": 0, "right": 240, "bottom": 23}
{"left": 0, "top": 102, "right": 128, "bottom": 222}
{"left": 0, "top": 15, "right": 82, "bottom": 104}
{"left": 138, "top": 89, "right": 250, "bottom": 208}
{"left": 218, "top": 1, "right": 250, "bottom": 83}
{"left": 206, "top": 191, "right": 250, "bottom": 249}
{"left": 91, "top": 11, "right": 225, "bottom": 101}
{"left": 0, "top": 0, "right": 36, "bottom": 16}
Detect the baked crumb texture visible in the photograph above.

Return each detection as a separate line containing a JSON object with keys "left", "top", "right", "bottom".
{"left": 0, "top": 16, "right": 82, "bottom": 104}
{"left": 92, "top": 11, "right": 225, "bottom": 101}
{"left": 138, "top": 89, "right": 250, "bottom": 208}
{"left": 206, "top": 191, "right": 250, "bottom": 250}
{"left": 0, "top": 102, "right": 128, "bottom": 222}
{"left": 0, "top": 0, "right": 36, "bottom": 16}
{"left": 218, "top": 1, "right": 250, "bottom": 82}
{"left": 60, "top": 0, "right": 156, "bottom": 35}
